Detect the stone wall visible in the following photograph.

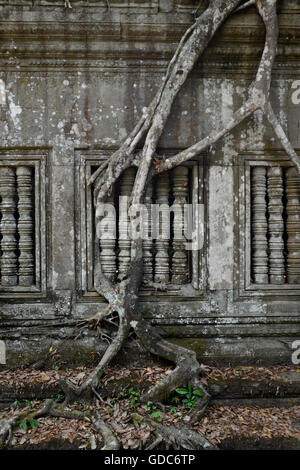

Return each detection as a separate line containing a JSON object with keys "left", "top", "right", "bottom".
{"left": 0, "top": 0, "right": 299, "bottom": 367}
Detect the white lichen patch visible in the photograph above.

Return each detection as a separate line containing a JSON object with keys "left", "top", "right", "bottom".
{"left": 0, "top": 79, "right": 6, "bottom": 105}
{"left": 7, "top": 93, "right": 22, "bottom": 128}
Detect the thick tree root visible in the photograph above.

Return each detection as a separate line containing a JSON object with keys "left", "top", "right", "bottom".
{"left": 0, "top": 400, "right": 120, "bottom": 450}
{"left": 131, "top": 413, "right": 217, "bottom": 450}
{"left": 50, "top": 405, "right": 120, "bottom": 450}
{"left": 91, "top": 411, "right": 120, "bottom": 450}
{"left": 0, "top": 399, "right": 54, "bottom": 448}
{"left": 133, "top": 319, "right": 209, "bottom": 410}
{"left": 59, "top": 325, "right": 131, "bottom": 403}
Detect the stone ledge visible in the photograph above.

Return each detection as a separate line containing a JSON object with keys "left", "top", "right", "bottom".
{"left": 1, "top": 368, "right": 299, "bottom": 407}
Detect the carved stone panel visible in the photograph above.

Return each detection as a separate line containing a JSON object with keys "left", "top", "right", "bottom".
{"left": 238, "top": 154, "right": 300, "bottom": 297}
{"left": 267, "top": 166, "right": 285, "bottom": 285}
{"left": 171, "top": 166, "right": 189, "bottom": 284}
{"left": 154, "top": 172, "right": 170, "bottom": 283}
{"left": 0, "top": 151, "right": 48, "bottom": 298}
{"left": 0, "top": 167, "right": 18, "bottom": 286}
{"left": 286, "top": 167, "right": 300, "bottom": 284}
{"left": 251, "top": 166, "right": 268, "bottom": 284}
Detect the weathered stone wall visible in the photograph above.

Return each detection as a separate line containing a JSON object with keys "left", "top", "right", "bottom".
{"left": 0, "top": 0, "right": 299, "bottom": 367}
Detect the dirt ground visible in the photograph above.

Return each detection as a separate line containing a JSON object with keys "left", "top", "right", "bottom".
{"left": 0, "top": 365, "right": 299, "bottom": 450}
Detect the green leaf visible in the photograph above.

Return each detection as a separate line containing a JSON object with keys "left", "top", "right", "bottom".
{"left": 28, "top": 418, "right": 40, "bottom": 429}
{"left": 176, "top": 388, "right": 188, "bottom": 395}
{"left": 193, "top": 390, "right": 204, "bottom": 397}
{"left": 19, "top": 420, "right": 28, "bottom": 432}
{"left": 151, "top": 411, "right": 161, "bottom": 419}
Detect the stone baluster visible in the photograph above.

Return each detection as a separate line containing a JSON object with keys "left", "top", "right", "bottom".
{"left": 0, "top": 167, "right": 18, "bottom": 285}
{"left": 118, "top": 168, "right": 136, "bottom": 281}
{"left": 286, "top": 167, "right": 300, "bottom": 284}
{"left": 171, "top": 166, "right": 189, "bottom": 284}
{"left": 142, "top": 183, "right": 153, "bottom": 283}
{"left": 267, "top": 167, "right": 285, "bottom": 284}
{"left": 251, "top": 166, "right": 268, "bottom": 284}
{"left": 16, "top": 166, "right": 35, "bottom": 286}
{"left": 99, "top": 194, "right": 117, "bottom": 282}
{"left": 154, "top": 173, "right": 170, "bottom": 283}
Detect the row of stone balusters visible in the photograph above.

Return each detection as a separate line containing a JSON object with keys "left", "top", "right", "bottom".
{"left": 99, "top": 166, "right": 189, "bottom": 284}
{"left": 0, "top": 166, "right": 35, "bottom": 286}
{"left": 251, "top": 166, "right": 300, "bottom": 284}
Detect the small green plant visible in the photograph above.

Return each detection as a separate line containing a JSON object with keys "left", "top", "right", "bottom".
{"left": 170, "top": 407, "right": 177, "bottom": 413}
{"left": 151, "top": 411, "right": 162, "bottom": 423}
{"left": 175, "top": 383, "right": 203, "bottom": 409}
{"left": 130, "top": 396, "right": 138, "bottom": 409}
{"left": 117, "top": 390, "right": 128, "bottom": 399}
{"left": 51, "top": 389, "right": 64, "bottom": 403}
{"left": 25, "top": 400, "right": 33, "bottom": 409}
{"left": 146, "top": 401, "right": 157, "bottom": 412}
{"left": 128, "top": 388, "right": 140, "bottom": 409}
{"left": 19, "top": 418, "right": 41, "bottom": 432}
{"left": 117, "top": 387, "right": 140, "bottom": 406}
{"left": 13, "top": 399, "right": 21, "bottom": 408}
{"left": 54, "top": 365, "right": 60, "bottom": 371}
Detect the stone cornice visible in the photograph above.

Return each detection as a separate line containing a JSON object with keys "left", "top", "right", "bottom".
{"left": 0, "top": 7, "right": 299, "bottom": 74}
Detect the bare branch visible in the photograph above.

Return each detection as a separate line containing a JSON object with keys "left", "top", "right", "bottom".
{"left": 235, "top": 0, "right": 255, "bottom": 13}
{"left": 157, "top": 100, "right": 255, "bottom": 172}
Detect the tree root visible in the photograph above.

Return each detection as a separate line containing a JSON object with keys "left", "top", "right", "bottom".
{"left": 77, "top": 305, "right": 113, "bottom": 328}
{"left": 131, "top": 413, "right": 217, "bottom": 450}
{"left": 59, "top": 321, "right": 131, "bottom": 403}
{"left": 50, "top": 405, "right": 120, "bottom": 450}
{"left": 91, "top": 411, "right": 120, "bottom": 450}
{"left": 0, "top": 399, "right": 54, "bottom": 448}
{"left": 0, "top": 399, "right": 120, "bottom": 450}
{"left": 133, "top": 319, "right": 209, "bottom": 408}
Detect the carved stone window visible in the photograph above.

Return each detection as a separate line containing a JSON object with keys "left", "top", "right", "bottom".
{"left": 0, "top": 152, "right": 47, "bottom": 298}
{"left": 76, "top": 151, "right": 206, "bottom": 300}
{"left": 237, "top": 153, "right": 300, "bottom": 297}
{"left": 251, "top": 165, "right": 300, "bottom": 285}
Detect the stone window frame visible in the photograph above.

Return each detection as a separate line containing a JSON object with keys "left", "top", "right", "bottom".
{"left": 236, "top": 151, "right": 300, "bottom": 298}
{"left": 75, "top": 149, "right": 207, "bottom": 302}
{"left": 0, "top": 149, "right": 48, "bottom": 299}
